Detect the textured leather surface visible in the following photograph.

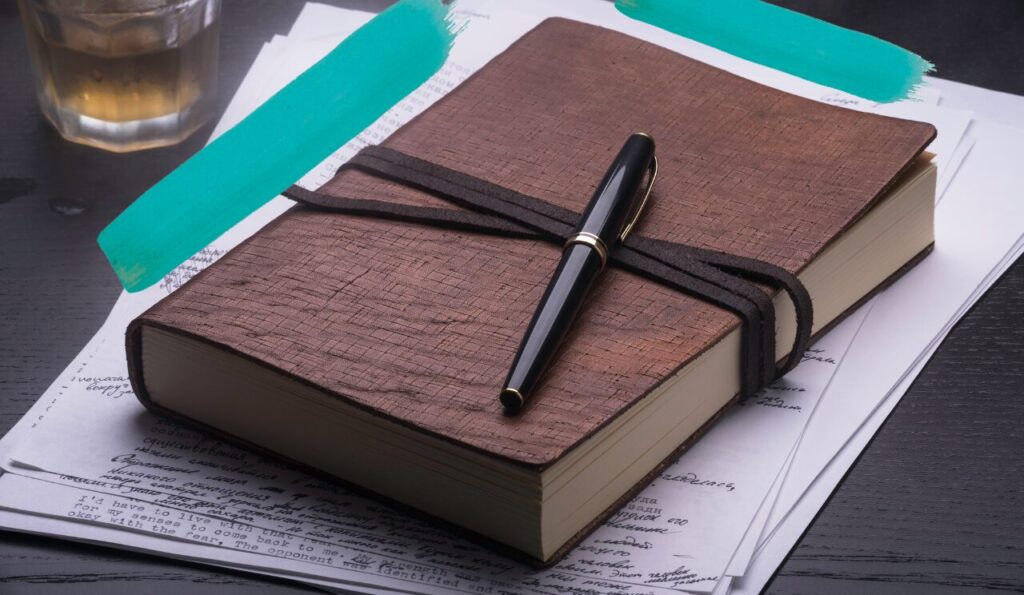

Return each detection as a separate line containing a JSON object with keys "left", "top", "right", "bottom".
{"left": 286, "top": 145, "right": 815, "bottom": 402}
{"left": 133, "top": 18, "right": 935, "bottom": 467}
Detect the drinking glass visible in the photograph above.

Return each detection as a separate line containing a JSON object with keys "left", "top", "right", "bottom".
{"left": 17, "top": 0, "right": 221, "bottom": 152}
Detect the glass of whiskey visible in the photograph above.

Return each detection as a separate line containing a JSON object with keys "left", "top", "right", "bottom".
{"left": 17, "top": 0, "right": 221, "bottom": 153}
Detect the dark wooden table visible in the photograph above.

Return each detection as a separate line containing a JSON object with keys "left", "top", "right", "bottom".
{"left": 1, "top": 1, "right": 1022, "bottom": 593}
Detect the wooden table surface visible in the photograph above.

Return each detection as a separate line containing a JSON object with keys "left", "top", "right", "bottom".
{"left": 1, "top": 1, "right": 1021, "bottom": 593}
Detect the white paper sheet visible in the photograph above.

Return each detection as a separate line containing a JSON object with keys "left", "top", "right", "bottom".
{"left": 0, "top": 494, "right": 416, "bottom": 595}
{"left": 723, "top": 85, "right": 1024, "bottom": 588}
{"left": 729, "top": 117, "right": 1024, "bottom": 594}
{"left": 771, "top": 117, "right": 1024, "bottom": 539}
{"left": 931, "top": 75, "right": 1024, "bottom": 124}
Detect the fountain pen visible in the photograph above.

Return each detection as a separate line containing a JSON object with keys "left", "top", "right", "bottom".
{"left": 500, "top": 133, "right": 658, "bottom": 413}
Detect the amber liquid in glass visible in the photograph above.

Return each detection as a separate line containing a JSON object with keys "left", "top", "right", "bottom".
{"left": 20, "top": 3, "right": 218, "bottom": 152}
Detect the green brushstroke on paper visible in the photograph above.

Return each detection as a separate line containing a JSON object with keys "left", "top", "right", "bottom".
{"left": 616, "top": 0, "right": 933, "bottom": 102}
{"left": 99, "top": 0, "right": 455, "bottom": 292}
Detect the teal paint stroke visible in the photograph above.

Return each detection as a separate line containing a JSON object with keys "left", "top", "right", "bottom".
{"left": 616, "top": 0, "right": 933, "bottom": 103}
{"left": 99, "top": 0, "right": 456, "bottom": 292}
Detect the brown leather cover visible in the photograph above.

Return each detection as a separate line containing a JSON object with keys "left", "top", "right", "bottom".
{"left": 128, "top": 19, "right": 936, "bottom": 472}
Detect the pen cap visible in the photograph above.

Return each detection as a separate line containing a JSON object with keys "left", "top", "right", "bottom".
{"left": 575, "top": 133, "right": 656, "bottom": 244}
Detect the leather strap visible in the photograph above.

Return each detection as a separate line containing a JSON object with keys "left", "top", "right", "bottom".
{"left": 282, "top": 146, "right": 813, "bottom": 400}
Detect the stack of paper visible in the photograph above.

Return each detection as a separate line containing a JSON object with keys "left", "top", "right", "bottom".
{"left": 2, "top": 2, "right": 1021, "bottom": 594}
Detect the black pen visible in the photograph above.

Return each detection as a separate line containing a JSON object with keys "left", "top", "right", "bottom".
{"left": 500, "top": 133, "right": 658, "bottom": 413}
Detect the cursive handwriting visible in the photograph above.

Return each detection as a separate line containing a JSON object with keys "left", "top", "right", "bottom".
{"left": 801, "top": 348, "right": 837, "bottom": 365}
{"left": 73, "top": 375, "right": 133, "bottom": 399}
{"left": 659, "top": 471, "right": 736, "bottom": 492}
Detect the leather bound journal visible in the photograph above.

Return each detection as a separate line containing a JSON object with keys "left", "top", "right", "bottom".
{"left": 126, "top": 19, "right": 937, "bottom": 565}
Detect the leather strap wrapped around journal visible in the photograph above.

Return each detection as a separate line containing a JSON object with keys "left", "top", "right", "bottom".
{"left": 126, "top": 18, "right": 938, "bottom": 565}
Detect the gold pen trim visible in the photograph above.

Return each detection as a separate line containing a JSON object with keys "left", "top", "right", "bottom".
{"left": 564, "top": 232, "right": 609, "bottom": 269}
{"left": 619, "top": 154, "right": 658, "bottom": 242}
{"left": 499, "top": 387, "right": 525, "bottom": 410}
